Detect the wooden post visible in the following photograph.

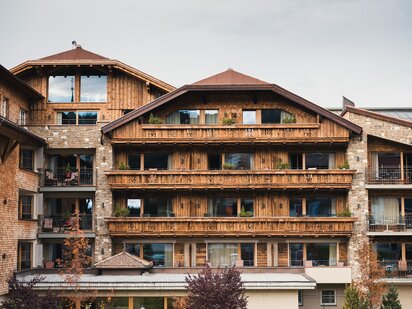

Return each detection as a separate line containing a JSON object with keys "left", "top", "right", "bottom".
{"left": 401, "top": 152, "right": 404, "bottom": 181}
{"left": 191, "top": 242, "right": 197, "bottom": 267}
{"left": 129, "top": 297, "right": 133, "bottom": 309}
{"left": 267, "top": 243, "right": 272, "bottom": 266}
{"left": 140, "top": 153, "right": 144, "bottom": 170}
{"left": 164, "top": 297, "right": 168, "bottom": 309}
{"left": 256, "top": 110, "right": 262, "bottom": 124}
{"left": 273, "top": 242, "right": 278, "bottom": 267}
{"left": 302, "top": 198, "right": 307, "bottom": 216}
{"left": 237, "top": 198, "right": 241, "bottom": 216}
{"left": 302, "top": 153, "right": 306, "bottom": 170}
{"left": 75, "top": 299, "right": 81, "bottom": 309}
{"left": 401, "top": 197, "right": 405, "bottom": 217}
{"left": 184, "top": 243, "right": 190, "bottom": 267}
{"left": 402, "top": 243, "right": 406, "bottom": 261}
{"left": 303, "top": 243, "right": 307, "bottom": 261}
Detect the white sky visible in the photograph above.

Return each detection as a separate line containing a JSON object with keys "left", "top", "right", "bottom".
{"left": 0, "top": 0, "right": 411, "bottom": 109}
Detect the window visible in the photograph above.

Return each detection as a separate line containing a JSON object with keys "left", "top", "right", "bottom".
{"left": 306, "top": 153, "right": 335, "bottom": 169}
{"left": 143, "top": 243, "right": 173, "bottom": 267}
{"left": 18, "top": 242, "right": 32, "bottom": 270}
{"left": 224, "top": 153, "right": 253, "bottom": 170}
{"left": 80, "top": 76, "right": 107, "bottom": 102}
{"left": 370, "top": 197, "right": 400, "bottom": 225}
{"left": 208, "top": 154, "right": 221, "bottom": 170}
{"left": 375, "top": 242, "right": 401, "bottom": 262}
{"left": 298, "top": 290, "right": 303, "bottom": 306}
{"left": 127, "top": 199, "right": 141, "bottom": 217}
{"left": 208, "top": 243, "right": 238, "bottom": 267}
{"left": 242, "top": 110, "right": 256, "bottom": 124}
{"left": 144, "top": 197, "right": 172, "bottom": 217}
{"left": 205, "top": 110, "right": 218, "bottom": 124}
{"left": 262, "top": 109, "right": 294, "bottom": 124}
{"left": 133, "top": 297, "right": 167, "bottom": 309}
{"left": 240, "top": 198, "right": 254, "bottom": 217}
{"left": 289, "top": 153, "right": 303, "bottom": 169}
{"left": 321, "top": 290, "right": 336, "bottom": 306}
{"left": 307, "top": 243, "right": 337, "bottom": 266}
{"left": 19, "top": 109, "right": 27, "bottom": 125}
{"left": 123, "top": 109, "right": 133, "bottom": 115}
{"left": 240, "top": 243, "right": 255, "bottom": 266}
{"left": 126, "top": 243, "right": 140, "bottom": 256}
{"left": 290, "top": 198, "right": 303, "bottom": 217}
{"left": 0, "top": 97, "right": 8, "bottom": 118}
{"left": 307, "top": 197, "right": 336, "bottom": 217}
{"left": 20, "top": 149, "right": 33, "bottom": 171}
{"left": 208, "top": 198, "right": 237, "bottom": 217}
{"left": 290, "top": 243, "right": 303, "bottom": 266}
{"left": 166, "top": 110, "right": 200, "bottom": 124}
{"left": 57, "top": 111, "right": 97, "bottom": 125}
{"left": 48, "top": 76, "right": 75, "bottom": 103}
{"left": 127, "top": 154, "right": 141, "bottom": 170}
{"left": 78, "top": 111, "right": 98, "bottom": 125}
{"left": 144, "top": 153, "right": 171, "bottom": 170}
{"left": 19, "top": 196, "right": 33, "bottom": 220}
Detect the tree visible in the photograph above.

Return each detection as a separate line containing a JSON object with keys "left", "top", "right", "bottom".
{"left": 380, "top": 285, "right": 402, "bottom": 309}
{"left": 343, "top": 284, "right": 370, "bottom": 309}
{"left": 2, "top": 276, "right": 61, "bottom": 309}
{"left": 185, "top": 265, "right": 247, "bottom": 309}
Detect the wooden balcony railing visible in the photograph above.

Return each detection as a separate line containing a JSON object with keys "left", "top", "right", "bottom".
{"left": 106, "top": 217, "right": 356, "bottom": 237}
{"left": 111, "top": 124, "right": 350, "bottom": 144}
{"left": 106, "top": 169, "right": 355, "bottom": 190}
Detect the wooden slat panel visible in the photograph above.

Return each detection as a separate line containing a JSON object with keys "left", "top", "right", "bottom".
{"left": 278, "top": 243, "right": 289, "bottom": 267}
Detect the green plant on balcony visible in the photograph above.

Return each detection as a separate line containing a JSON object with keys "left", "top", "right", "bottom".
{"left": 337, "top": 208, "right": 352, "bottom": 217}
{"left": 148, "top": 113, "right": 164, "bottom": 124}
{"left": 118, "top": 162, "right": 129, "bottom": 170}
{"left": 338, "top": 160, "right": 350, "bottom": 170}
{"left": 239, "top": 206, "right": 253, "bottom": 217}
{"left": 282, "top": 115, "right": 296, "bottom": 124}
{"left": 65, "top": 163, "right": 72, "bottom": 178}
{"left": 114, "top": 204, "right": 130, "bottom": 217}
{"left": 276, "top": 161, "right": 290, "bottom": 169}
{"left": 222, "top": 163, "right": 236, "bottom": 170}
{"left": 222, "top": 117, "right": 236, "bottom": 125}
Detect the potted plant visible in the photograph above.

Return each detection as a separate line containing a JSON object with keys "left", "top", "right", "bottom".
{"left": 276, "top": 161, "right": 290, "bottom": 169}
{"left": 114, "top": 204, "right": 130, "bottom": 217}
{"left": 240, "top": 206, "right": 253, "bottom": 217}
{"left": 337, "top": 208, "right": 352, "bottom": 217}
{"left": 222, "top": 117, "right": 236, "bottom": 125}
{"left": 282, "top": 115, "right": 296, "bottom": 124}
{"left": 148, "top": 113, "right": 164, "bottom": 124}
{"left": 338, "top": 160, "right": 350, "bottom": 170}
{"left": 65, "top": 163, "right": 72, "bottom": 178}
{"left": 118, "top": 162, "right": 129, "bottom": 170}
{"left": 222, "top": 163, "right": 236, "bottom": 170}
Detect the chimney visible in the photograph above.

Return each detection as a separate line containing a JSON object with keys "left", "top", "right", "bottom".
{"left": 342, "top": 96, "right": 355, "bottom": 110}
{"left": 72, "top": 40, "right": 77, "bottom": 49}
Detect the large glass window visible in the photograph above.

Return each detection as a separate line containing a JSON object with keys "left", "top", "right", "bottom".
{"left": 208, "top": 198, "right": 237, "bottom": 217}
{"left": 307, "top": 243, "right": 337, "bottom": 266}
{"left": 290, "top": 198, "right": 303, "bottom": 217}
{"left": 133, "top": 297, "right": 165, "bottom": 309}
{"left": 289, "top": 243, "right": 303, "bottom": 266}
{"left": 144, "top": 197, "right": 172, "bottom": 217}
{"left": 126, "top": 243, "right": 140, "bottom": 256}
{"left": 375, "top": 243, "right": 401, "bottom": 263}
{"left": 241, "top": 243, "right": 254, "bottom": 266}
{"left": 166, "top": 110, "right": 200, "bottom": 124}
{"left": 321, "top": 290, "right": 336, "bottom": 306}
{"left": 20, "top": 149, "right": 33, "bottom": 171}
{"left": 144, "top": 153, "right": 170, "bottom": 170}
{"left": 208, "top": 243, "right": 238, "bottom": 267}
{"left": 242, "top": 110, "right": 256, "bottom": 124}
{"left": 18, "top": 242, "right": 32, "bottom": 270}
{"left": 306, "top": 153, "right": 335, "bottom": 169}
{"left": 78, "top": 111, "right": 98, "bottom": 125}
{"left": 57, "top": 111, "right": 76, "bottom": 125}
{"left": 224, "top": 153, "right": 253, "bottom": 170}
{"left": 143, "top": 243, "right": 173, "bottom": 267}
{"left": 19, "top": 195, "right": 33, "bottom": 220}
{"left": 262, "top": 109, "right": 295, "bottom": 124}
{"left": 127, "top": 199, "right": 141, "bottom": 217}
{"left": 80, "top": 76, "right": 107, "bottom": 102}
{"left": 79, "top": 198, "right": 93, "bottom": 230}
{"left": 48, "top": 76, "right": 75, "bottom": 103}
{"left": 370, "top": 197, "right": 401, "bottom": 225}
{"left": 289, "top": 153, "right": 303, "bottom": 170}
{"left": 205, "top": 110, "right": 218, "bottom": 124}
{"left": 127, "top": 154, "right": 141, "bottom": 170}
{"left": 307, "top": 197, "right": 336, "bottom": 217}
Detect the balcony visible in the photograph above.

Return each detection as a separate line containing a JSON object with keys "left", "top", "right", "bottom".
{"left": 110, "top": 124, "right": 351, "bottom": 145}
{"left": 106, "top": 169, "right": 355, "bottom": 190}
{"left": 106, "top": 217, "right": 356, "bottom": 237}
{"left": 368, "top": 215, "right": 412, "bottom": 234}
{"left": 378, "top": 260, "right": 412, "bottom": 279}
{"left": 39, "top": 168, "right": 95, "bottom": 192}
{"left": 38, "top": 214, "right": 94, "bottom": 237}
{"left": 366, "top": 166, "right": 412, "bottom": 185}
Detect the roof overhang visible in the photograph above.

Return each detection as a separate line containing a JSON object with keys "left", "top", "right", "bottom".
{"left": 0, "top": 117, "right": 46, "bottom": 147}
{"left": 102, "top": 83, "right": 363, "bottom": 135}
{"left": 0, "top": 65, "right": 44, "bottom": 100}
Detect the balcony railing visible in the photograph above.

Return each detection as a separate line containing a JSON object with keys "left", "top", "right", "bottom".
{"left": 366, "top": 166, "right": 412, "bottom": 184}
{"left": 41, "top": 168, "right": 94, "bottom": 187}
{"left": 111, "top": 123, "right": 351, "bottom": 144}
{"left": 106, "top": 217, "right": 356, "bottom": 237}
{"left": 368, "top": 215, "right": 412, "bottom": 232}
{"left": 378, "top": 260, "right": 412, "bottom": 278}
{"left": 291, "top": 259, "right": 345, "bottom": 267}
{"left": 105, "top": 169, "right": 355, "bottom": 190}
{"left": 39, "top": 214, "right": 93, "bottom": 233}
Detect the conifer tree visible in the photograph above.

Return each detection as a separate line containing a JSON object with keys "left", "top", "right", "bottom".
{"left": 380, "top": 285, "right": 402, "bottom": 309}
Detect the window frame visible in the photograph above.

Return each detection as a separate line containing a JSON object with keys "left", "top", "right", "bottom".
{"left": 320, "top": 289, "right": 336, "bottom": 306}
{"left": 48, "top": 75, "right": 75, "bottom": 103}
{"left": 56, "top": 110, "right": 98, "bottom": 125}
{"left": 18, "top": 242, "right": 33, "bottom": 271}
{"left": 1, "top": 96, "right": 9, "bottom": 118}
{"left": 20, "top": 148, "right": 34, "bottom": 171}
{"left": 19, "top": 109, "right": 27, "bottom": 125}
{"left": 19, "top": 195, "right": 33, "bottom": 220}
{"left": 79, "top": 75, "right": 107, "bottom": 103}
{"left": 298, "top": 290, "right": 303, "bottom": 306}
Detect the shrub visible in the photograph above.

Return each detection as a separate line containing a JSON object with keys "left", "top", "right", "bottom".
{"left": 148, "top": 113, "right": 164, "bottom": 124}
{"left": 222, "top": 117, "right": 236, "bottom": 125}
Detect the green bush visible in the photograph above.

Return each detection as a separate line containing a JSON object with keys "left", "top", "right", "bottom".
{"left": 222, "top": 117, "right": 236, "bottom": 125}
{"left": 148, "top": 113, "right": 164, "bottom": 124}
{"left": 114, "top": 205, "right": 130, "bottom": 217}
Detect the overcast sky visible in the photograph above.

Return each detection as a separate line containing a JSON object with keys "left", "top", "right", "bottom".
{"left": 0, "top": 0, "right": 411, "bottom": 108}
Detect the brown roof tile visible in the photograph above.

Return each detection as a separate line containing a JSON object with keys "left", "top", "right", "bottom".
{"left": 94, "top": 251, "right": 153, "bottom": 269}
{"left": 193, "top": 69, "right": 269, "bottom": 85}
{"left": 38, "top": 46, "right": 109, "bottom": 61}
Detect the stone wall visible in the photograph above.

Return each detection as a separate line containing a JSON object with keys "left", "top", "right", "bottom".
{"left": 29, "top": 123, "right": 113, "bottom": 262}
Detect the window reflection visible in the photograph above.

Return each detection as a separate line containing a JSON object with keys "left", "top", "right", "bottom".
{"left": 78, "top": 111, "right": 98, "bottom": 125}
{"left": 48, "top": 76, "right": 75, "bottom": 103}
{"left": 166, "top": 110, "right": 200, "bottom": 124}
{"left": 80, "top": 76, "right": 107, "bottom": 102}
{"left": 225, "top": 153, "right": 253, "bottom": 170}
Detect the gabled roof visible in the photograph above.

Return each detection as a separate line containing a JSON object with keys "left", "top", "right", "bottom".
{"left": 94, "top": 250, "right": 153, "bottom": 269}
{"left": 342, "top": 105, "right": 412, "bottom": 128}
{"left": 193, "top": 69, "right": 269, "bottom": 85}
{"left": 0, "top": 65, "right": 43, "bottom": 100}
{"left": 102, "top": 69, "right": 362, "bottom": 135}
{"left": 10, "top": 46, "right": 175, "bottom": 92}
